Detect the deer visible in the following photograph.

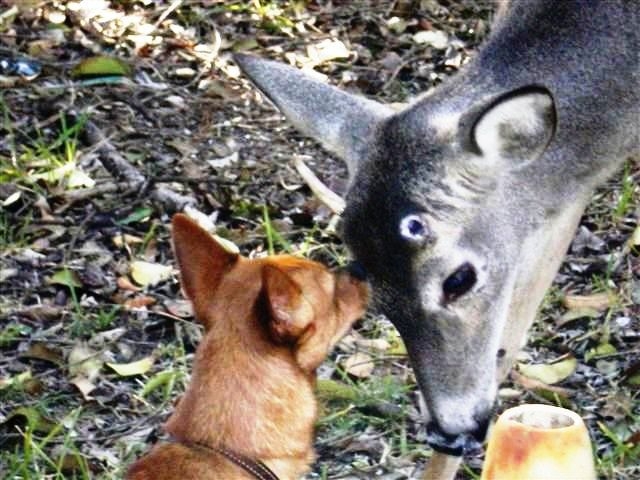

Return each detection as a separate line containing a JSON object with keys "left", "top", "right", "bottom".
{"left": 233, "top": 0, "right": 639, "bottom": 476}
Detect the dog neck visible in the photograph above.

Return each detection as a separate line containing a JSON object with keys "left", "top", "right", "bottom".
{"left": 164, "top": 295, "right": 317, "bottom": 479}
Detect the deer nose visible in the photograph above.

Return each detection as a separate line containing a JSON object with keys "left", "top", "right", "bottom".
{"left": 426, "top": 415, "right": 490, "bottom": 456}
{"left": 344, "top": 260, "right": 367, "bottom": 281}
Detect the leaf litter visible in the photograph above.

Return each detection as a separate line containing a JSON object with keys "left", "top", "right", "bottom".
{"left": 0, "top": 1, "right": 638, "bottom": 479}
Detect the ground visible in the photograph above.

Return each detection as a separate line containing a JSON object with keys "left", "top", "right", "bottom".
{"left": 0, "top": 1, "right": 638, "bottom": 479}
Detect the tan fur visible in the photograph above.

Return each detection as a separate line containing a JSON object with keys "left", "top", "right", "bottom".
{"left": 126, "top": 214, "right": 368, "bottom": 480}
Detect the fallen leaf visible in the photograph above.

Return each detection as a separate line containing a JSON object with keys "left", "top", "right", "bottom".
{"left": 0, "top": 370, "right": 32, "bottom": 390}
{"left": 305, "top": 38, "right": 350, "bottom": 66}
{"left": 355, "top": 338, "right": 391, "bottom": 352}
{"left": 2, "top": 190, "right": 21, "bottom": 206}
{"left": 510, "top": 370, "right": 574, "bottom": 397}
{"left": 70, "top": 376, "right": 96, "bottom": 401}
{"left": 207, "top": 151, "right": 239, "bottom": 169}
{"left": 71, "top": 55, "right": 131, "bottom": 77}
{"left": 48, "top": 269, "right": 82, "bottom": 288}
{"left": 107, "top": 356, "right": 155, "bottom": 377}
{"left": 342, "top": 352, "right": 375, "bottom": 378}
{"left": 517, "top": 356, "right": 577, "bottom": 385}
{"left": 117, "top": 275, "right": 141, "bottom": 292}
{"left": 556, "top": 307, "right": 599, "bottom": 327}
{"left": 412, "top": 30, "right": 448, "bottom": 49}
{"left": 130, "top": 261, "right": 173, "bottom": 287}
{"left": 112, "top": 233, "right": 144, "bottom": 248}
{"left": 66, "top": 168, "right": 95, "bottom": 188}
{"left": 20, "top": 343, "right": 64, "bottom": 366}
{"left": 27, "top": 162, "right": 94, "bottom": 188}
{"left": 89, "top": 327, "right": 126, "bottom": 347}
{"left": 124, "top": 295, "right": 156, "bottom": 310}
{"left": 387, "top": 16, "right": 408, "bottom": 34}
{"left": 563, "top": 292, "right": 613, "bottom": 311}
{"left": 585, "top": 342, "right": 617, "bottom": 362}
{"left": 68, "top": 343, "right": 102, "bottom": 381}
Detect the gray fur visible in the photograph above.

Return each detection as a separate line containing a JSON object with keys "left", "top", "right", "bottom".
{"left": 235, "top": 0, "right": 639, "bottom": 454}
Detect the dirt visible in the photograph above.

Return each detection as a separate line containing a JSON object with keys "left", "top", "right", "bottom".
{"left": 0, "top": 1, "right": 638, "bottom": 479}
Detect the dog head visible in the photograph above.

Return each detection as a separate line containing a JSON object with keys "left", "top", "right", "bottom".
{"left": 171, "top": 213, "right": 368, "bottom": 372}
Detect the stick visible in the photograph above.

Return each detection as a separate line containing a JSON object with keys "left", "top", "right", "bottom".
{"left": 293, "top": 155, "right": 345, "bottom": 214}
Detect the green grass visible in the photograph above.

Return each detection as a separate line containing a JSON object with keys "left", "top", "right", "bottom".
{"left": 0, "top": 97, "right": 87, "bottom": 190}
{"left": 0, "top": 408, "right": 91, "bottom": 480}
{"left": 262, "top": 205, "right": 292, "bottom": 254}
{"left": 597, "top": 418, "right": 640, "bottom": 478}
{"left": 613, "top": 161, "right": 637, "bottom": 219}
{"left": 69, "top": 305, "right": 120, "bottom": 339}
{"left": 0, "top": 209, "right": 33, "bottom": 248}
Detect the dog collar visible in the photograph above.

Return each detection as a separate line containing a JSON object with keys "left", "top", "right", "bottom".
{"left": 165, "top": 436, "right": 280, "bottom": 480}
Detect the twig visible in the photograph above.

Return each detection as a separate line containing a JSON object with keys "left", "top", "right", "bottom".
{"left": 152, "top": 184, "right": 196, "bottom": 211}
{"left": 76, "top": 114, "right": 197, "bottom": 211}
{"left": 154, "top": 0, "right": 184, "bottom": 29}
{"left": 293, "top": 155, "right": 345, "bottom": 214}
{"left": 81, "top": 118, "right": 146, "bottom": 188}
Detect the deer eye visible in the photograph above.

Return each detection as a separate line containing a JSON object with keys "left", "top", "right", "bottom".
{"left": 399, "top": 214, "right": 430, "bottom": 243}
{"left": 443, "top": 262, "right": 477, "bottom": 302}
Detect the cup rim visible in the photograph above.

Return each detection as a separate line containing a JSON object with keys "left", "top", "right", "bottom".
{"left": 500, "top": 403, "right": 584, "bottom": 431}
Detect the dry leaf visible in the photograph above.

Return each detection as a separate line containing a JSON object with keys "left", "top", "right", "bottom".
{"left": 305, "top": 39, "right": 350, "bottom": 66}
{"left": 412, "top": 30, "right": 448, "bottom": 49}
{"left": 117, "top": 275, "right": 141, "bottom": 292}
{"left": 355, "top": 338, "right": 391, "bottom": 352}
{"left": 130, "top": 261, "right": 173, "bottom": 287}
{"left": 556, "top": 307, "right": 599, "bottom": 327}
{"left": 0, "top": 371, "right": 32, "bottom": 390}
{"left": 563, "top": 292, "right": 612, "bottom": 311}
{"left": 517, "top": 356, "right": 577, "bottom": 385}
{"left": 342, "top": 352, "right": 375, "bottom": 378}
{"left": 68, "top": 343, "right": 102, "bottom": 381}
{"left": 112, "top": 233, "right": 144, "bottom": 248}
{"left": 124, "top": 295, "right": 156, "bottom": 310}
{"left": 511, "top": 370, "right": 574, "bottom": 396}
{"left": 71, "top": 376, "right": 96, "bottom": 401}
{"left": 107, "top": 356, "right": 155, "bottom": 377}
{"left": 21, "top": 343, "right": 64, "bottom": 366}
{"left": 48, "top": 269, "right": 82, "bottom": 288}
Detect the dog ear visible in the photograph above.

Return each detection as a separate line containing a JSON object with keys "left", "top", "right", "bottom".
{"left": 171, "top": 214, "right": 239, "bottom": 316}
{"left": 262, "top": 264, "right": 315, "bottom": 345}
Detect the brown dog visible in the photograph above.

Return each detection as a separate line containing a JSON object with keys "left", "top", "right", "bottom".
{"left": 126, "top": 214, "right": 368, "bottom": 480}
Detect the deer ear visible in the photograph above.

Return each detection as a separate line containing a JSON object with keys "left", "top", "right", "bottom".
{"left": 171, "top": 214, "right": 239, "bottom": 319}
{"left": 262, "top": 264, "right": 314, "bottom": 344}
{"left": 471, "top": 88, "right": 556, "bottom": 168}
{"left": 234, "top": 54, "right": 392, "bottom": 177}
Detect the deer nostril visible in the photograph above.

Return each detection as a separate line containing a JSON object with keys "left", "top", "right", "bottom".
{"left": 442, "top": 262, "right": 477, "bottom": 302}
